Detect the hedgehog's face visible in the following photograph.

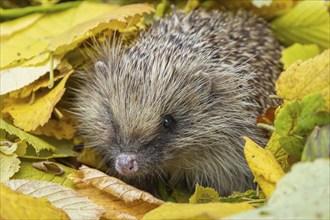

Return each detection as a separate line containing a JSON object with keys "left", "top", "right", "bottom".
{"left": 80, "top": 58, "right": 216, "bottom": 179}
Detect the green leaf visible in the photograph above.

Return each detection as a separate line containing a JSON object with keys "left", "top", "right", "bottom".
{"left": 12, "top": 160, "right": 75, "bottom": 189}
{"left": 271, "top": 1, "right": 330, "bottom": 50}
{"left": 280, "top": 43, "right": 320, "bottom": 69}
{"left": 302, "top": 124, "right": 330, "bottom": 161}
{"left": 189, "top": 184, "right": 220, "bottom": 204}
{"left": 274, "top": 93, "right": 330, "bottom": 159}
{"left": 0, "top": 118, "right": 57, "bottom": 153}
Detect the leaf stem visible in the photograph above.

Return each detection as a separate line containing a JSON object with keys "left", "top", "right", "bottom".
{"left": 257, "top": 123, "right": 276, "bottom": 132}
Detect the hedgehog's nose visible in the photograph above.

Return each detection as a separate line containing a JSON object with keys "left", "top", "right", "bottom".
{"left": 115, "top": 154, "right": 138, "bottom": 175}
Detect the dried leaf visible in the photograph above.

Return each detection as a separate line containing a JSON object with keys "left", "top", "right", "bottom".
{"left": 69, "top": 165, "right": 163, "bottom": 219}
{"left": 5, "top": 179, "right": 105, "bottom": 220}
{"left": 256, "top": 107, "right": 276, "bottom": 125}
{"left": 142, "top": 202, "right": 253, "bottom": 220}
{"left": 2, "top": 71, "right": 72, "bottom": 131}
{"left": 0, "top": 184, "right": 70, "bottom": 220}
{"left": 31, "top": 110, "right": 77, "bottom": 140}
{"left": 0, "top": 153, "right": 20, "bottom": 182}
{"left": 32, "top": 161, "right": 64, "bottom": 175}
{"left": 276, "top": 49, "right": 330, "bottom": 111}
{"left": 0, "top": 2, "right": 153, "bottom": 69}
{"left": 244, "top": 137, "right": 285, "bottom": 199}
{"left": 8, "top": 60, "right": 72, "bottom": 98}
{"left": 0, "top": 58, "right": 61, "bottom": 95}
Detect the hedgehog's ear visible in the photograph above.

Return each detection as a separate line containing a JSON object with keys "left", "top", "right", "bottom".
{"left": 94, "top": 61, "right": 108, "bottom": 75}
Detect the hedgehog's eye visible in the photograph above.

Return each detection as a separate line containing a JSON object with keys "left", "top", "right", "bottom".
{"left": 163, "top": 115, "right": 174, "bottom": 129}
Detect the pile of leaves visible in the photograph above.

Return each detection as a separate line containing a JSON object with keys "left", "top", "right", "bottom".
{"left": 1, "top": 0, "right": 329, "bottom": 219}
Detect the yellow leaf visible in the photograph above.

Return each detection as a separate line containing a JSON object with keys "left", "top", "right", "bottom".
{"left": 2, "top": 70, "right": 72, "bottom": 131}
{"left": 0, "top": 118, "right": 57, "bottom": 153}
{"left": 0, "top": 153, "right": 20, "bottom": 182}
{"left": 31, "top": 110, "right": 77, "bottom": 140}
{"left": 142, "top": 202, "right": 253, "bottom": 220}
{"left": 0, "top": 184, "right": 70, "bottom": 220}
{"left": 265, "top": 133, "right": 290, "bottom": 172}
{"left": 76, "top": 147, "right": 108, "bottom": 171}
{"left": 243, "top": 137, "right": 285, "bottom": 199}
{"left": 276, "top": 49, "right": 330, "bottom": 111}
{"left": 49, "top": 3, "right": 155, "bottom": 55}
{"left": 189, "top": 184, "right": 220, "bottom": 204}
{"left": 280, "top": 43, "right": 320, "bottom": 69}
{"left": 0, "top": 2, "right": 153, "bottom": 69}
{"left": 5, "top": 179, "right": 105, "bottom": 219}
{"left": 8, "top": 60, "right": 72, "bottom": 98}
{"left": 69, "top": 165, "right": 163, "bottom": 219}
{"left": 0, "top": 13, "right": 43, "bottom": 39}
{"left": 0, "top": 57, "right": 61, "bottom": 95}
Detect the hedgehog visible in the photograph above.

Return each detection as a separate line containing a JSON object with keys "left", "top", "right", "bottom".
{"left": 73, "top": 9, "right": 282, "bottom": 196}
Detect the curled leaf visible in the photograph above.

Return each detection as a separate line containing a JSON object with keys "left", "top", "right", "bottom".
{"left": 69, "top": 165, "right": 163, "bottom": 219}
{"left": 32, "top": 161, "right": 65, "bottom": 175}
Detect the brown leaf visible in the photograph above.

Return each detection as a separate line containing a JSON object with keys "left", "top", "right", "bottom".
{"left": 32, "top": 161, "right": 65, "bottom": 175}
{"left": 69, "top": 165, "right": 163, "bottom": 220}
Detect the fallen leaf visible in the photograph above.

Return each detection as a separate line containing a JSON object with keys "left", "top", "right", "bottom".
{"left": 189, "top": 184, "right": 220, "bottom": 204}
{"left": 5, "top": 179, "right": 105, "bottom": 220}
{"left": 243, "top": 137, "right": 285, "bottom": 199}
{"left": 220, "top": 190, "right": 265, "bottom": 205}
{"left": 32, "top": 161, "right": 65, "bottom": 175}
{"left": 271, "top": 1, "right": 330, "bottom": 49}
{"left": 0, "top": 118, "right": 57, "bottom": 153}
{"left": 256, "top": 107, "right": 276, "bottom": 125}
{"left": 280, "top": 43, "right": 320, "bottom": 69}
{"left": 13, "top": 161, "right": 75, "bottom": 189}
{"left": 49, "top": 3, "right": 154, "bottom": 55}
{"left": 69, "top": 165, "right": 163, "bottom": 219}
{"left": 0, "top": 13, "right": 43, "bottom": 39}
{"left": 142, "top": 201, "right": 253, "bottom": 220}
{"left": 8, "top": 60, "right": 72, "bottom": 98}
{"left": 225, "top": 159, "right": 330, "bottom": 219}
{"left": 2, "top": 70, "right": 72, "bottom": 131}
{"left": 76, "top": 147, "right": 108, "bottom": 171}
{"left": 0, "top": 152, "right": 20, "bottom": 182}
{"left": 274, "top": 93, "right": 330, "bottom": 160}
{"left": 302, "top": 124, "right": 330, "bottom": 161}
{"left": 0, "top": 184, "right": 70, "bottom": 220}
{"left": 276, "top": 49, "right": 330, "bottom": 111}
{"left": 0, "top": 58, "right": 61, "bottom": 95}
{"left": 0, "top": 2, "right": 152, "bottom": 69}
{"left": 265, "top": 133, "right": 291, "bottom": 172}
{"left": 31, "top": 110, "right": 77, "bottom": 140}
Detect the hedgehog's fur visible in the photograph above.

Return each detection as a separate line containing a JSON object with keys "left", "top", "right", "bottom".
{"left": 73, "top": 9, "right": 282, "bottom": 196}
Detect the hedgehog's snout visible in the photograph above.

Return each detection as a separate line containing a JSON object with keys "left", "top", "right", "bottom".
{"left": 115, "top": 154, "right": 139, "bottom": 175}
